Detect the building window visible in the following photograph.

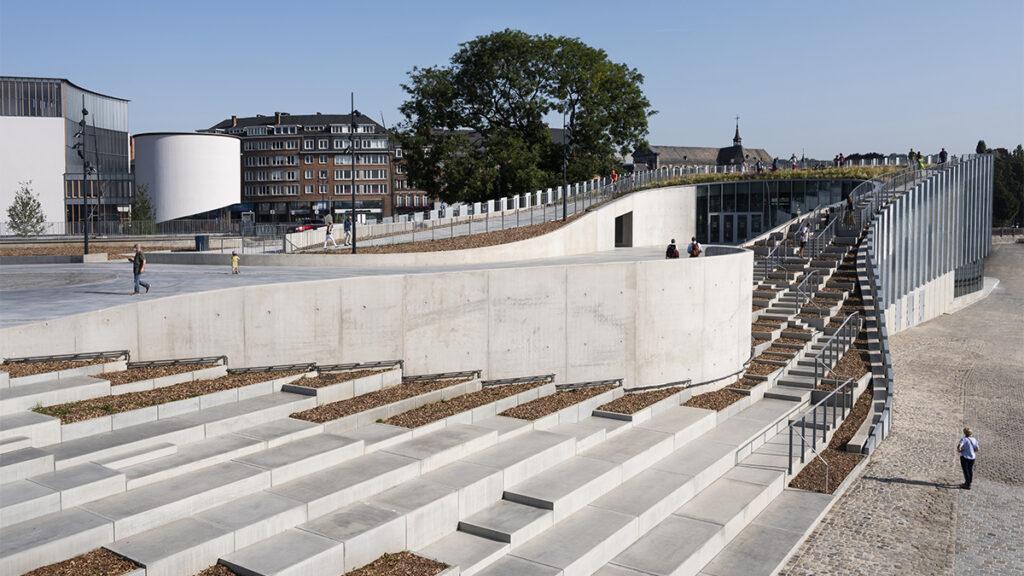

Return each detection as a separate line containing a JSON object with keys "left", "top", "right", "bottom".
{"left": 318, "top": 139, "right": 328, "bottom": 150}
{"left": 334, "top": 170, "right": 352, "bottom": 179}
{"left": 319, "top": 155, "right": 327, "bottom": 164}
{"left": 304, "top": 170, "right": 312, "bottom": 179}
{"left": 318, "top": 170, "right": 328, "bottom": 179}
{"left": 335, "top": 155, "right": 352, "bottom": 165}
{"left": 395, "top": 148, "right": 403, "bottom": 158}
{"left": 304, "top": 155, "right": 313, "bottom": 164}
{"left": 303, "top": 139, "right": 314, "bottom": 150}
{"left": 304, "top": 185, "right": 313, "bottom": 194}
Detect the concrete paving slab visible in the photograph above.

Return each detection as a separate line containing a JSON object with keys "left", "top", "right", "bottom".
{"left": 92, "top": 442, "right": 178, "bottom": 469}
{"left": 609, "top": 514, "right": 724, "bottom": 576}
{"left": 340, "top": 422, "right": 412, "bottom": 452}
{"left": 674, "top": 478, "right": 773, "bottom": 541}
{"left": 28, "top": 461, "right": 125, "bottom": 508}
{"left": 505, "top": 456, "right": 621, "bottom": 522}
{"left": 267, "top": 450, "right": 419, "bottom": 520}
{"left": 0, "top": 508, "right": 113, "bottom": 576}
{"left": 234, "top": 433, "right": 364, "bottom": 485}
{"left": 81, "top": 460, "right": 270, "bottom": 539}
{"left": 748, "top": 489, "right": 831, "bottom": 534}
{"left": 383, "top": 424, "right": 498, "bottom": 473}
{"left": 369, "top": 478, "right": 459, "bottom": 549}
{"left": 545, "top": 420, "right": 608, "bottom": 453}
{"left": 301, "top": 501, "right": 404, "bottom": 571}
{"left": 511, "top": 506, "right": 638, "bottom": 576}
{"left": 463, "top": 430, "right": 575, "bottom": 489}
{"left": 700, "top": 416, "right": 778, "bottom": 448}
{"left": 233, "top": 417, "right": 323, "bottom": 448}
{"left": 419, "top": 530, "right": 510, "bottom": 576}
{"left": 590, "top": 468, "right": 697, "bottom": 535}
{"left": 122, "top": 433, "right": 265, "bottom": 489}
{"left": 475, "top": 555, "right": 563, "bottom": 576}
{"left": 0, "top": 411, "right": 60, "bottom": 447}
{"left": 421, "top": 460, "right": 504, "bottom": 519}
{"left": 197, "top": 491, "right": 307, "bottom": 549}
{"left": 700, "top": 523, "right": 801, "bottom": 576}
{"left": 221, "top": 527, "right": 344, "bottom": 576}
{"left": 106, "top": 516, "right": 233, "bottom": 576}
{"left": 459, "top": 499, "right": 553, "bottom": 548}
{"left": 581, "top": 427, "right": 674, "bottom": 480}
{"left": 0, "top": 479, "right": 60, "bottom": 525}
{"left": 724, "top": 465, "right": 786, "bottom": 488}
{"left": 0, "top": 446, "right": 54, "bottom": 483}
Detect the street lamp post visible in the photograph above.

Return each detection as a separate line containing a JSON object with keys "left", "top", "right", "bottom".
{"left": 561, "top": 112, "right": 568, "bottom": 221}
{"left": 349, "top": 93, "right": 357, "bottom": 254}
{"left": 72, "top": 97, "right": 93, "bottom": 254}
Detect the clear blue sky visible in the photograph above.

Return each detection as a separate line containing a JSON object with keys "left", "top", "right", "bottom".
{"left": 2, "top": 0, "right": 1021, "bottom": 158}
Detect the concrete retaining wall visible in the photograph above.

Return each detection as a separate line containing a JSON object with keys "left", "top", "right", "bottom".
{"left": 883, "top": 270, "right": 954, "bottom": 334}
{"left": 147, "top": 185, "right": 697, "bottom": 269}
{"left": 0, "top": 249, "right": 751, "bottom": 389}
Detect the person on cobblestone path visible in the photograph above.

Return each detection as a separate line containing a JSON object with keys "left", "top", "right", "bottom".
{"left": 957, "top": 427, "right": 979, "bottom": 489}
{"left": 665, "top": 238, "right": 680, "bottom": 259}
{"left": 125, "top": 244, "right": 150, "bottom": 295}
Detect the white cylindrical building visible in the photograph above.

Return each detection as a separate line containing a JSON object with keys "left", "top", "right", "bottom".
{"left": 133, "top": 132, "right": 240, "bottom": 222}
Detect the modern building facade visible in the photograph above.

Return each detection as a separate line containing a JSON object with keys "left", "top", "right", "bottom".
{"left": 133, "top": 133, "right": 241, "bottom": 222}
{"left": 205, "top": 112, "right": 430, "bottom": 222}
{"left": 0, "top": 77, "right": 131, "bottom": 227}
{"left": 632, "top": 121, "right": 772, "bottom": 170}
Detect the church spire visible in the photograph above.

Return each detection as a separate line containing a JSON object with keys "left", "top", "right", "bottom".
{"left": 733, "top": 115, "right": 742, "bottom": 146}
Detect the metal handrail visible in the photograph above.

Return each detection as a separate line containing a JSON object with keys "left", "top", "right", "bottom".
{"left": 316, "top": 360, "right": 403, "bottom": 372}
{"left": 480, "top": 374, "right": 555, "bottom": 387}
{"left": 793, "top": 269, "right": 818, "bottom": 316}
{"left": 128, "top": 355, "right": 227, "bottom": 369}
{"left": 810, "top": 214, "right": 838, "bottom": 259}
{"left": 555, "top": 378, "right": 623, "bottom": 391}
{"left": 812, "top": 312, "right": 862, "bottom": 386}
{"left": 788, "top": 376, "right": 856, "bottom": 475}
{"left": 790, "top": 423, "right": 832, "bottom": 492}
{"left": 403, "top": 370, "right": 481, "bottom": 382}
{"left": 227, "top": 363, "right": 316, "bottom": 374}
{"left": 2, "top": 350, "right": 130, "bottom": 364}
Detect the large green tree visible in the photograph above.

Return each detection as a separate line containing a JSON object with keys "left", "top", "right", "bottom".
{"left": 398, "top": 29, "right": 653, "bottom": 204}
{"left": 991, "top": 144, "right": 1023, "bottom": 227}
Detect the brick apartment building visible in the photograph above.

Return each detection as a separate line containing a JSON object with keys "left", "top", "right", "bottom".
{"left": 205, "top": 112, "right": 429, "bottom": 222}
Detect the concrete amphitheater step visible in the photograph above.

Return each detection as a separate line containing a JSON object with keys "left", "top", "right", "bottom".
{"left": 40, "top": 392, "right": 316, "bottom": 470}
{"left": 233, "top": 432, "right": 366, "bottom": 485}
{"left": 0, "top": 446, "right": 54, "bottom": 483}
{"left": 0, "top": 436, "right": 32, "bottom": 455}
{"left": 0, "top": 507, "right": 113, "bottom": 576}
{"left": 92, "top": 442, "right": 178, "bottom": 470}
{"left": 0, "top": 463, "right": 125, "bottom": 526}
{"left": 120, "top": 434, "right": 267, "bottom": 489}
{"left": 379, "top": 424, "right": 499, "bottom": 474}
{"left": 698, "top": 490, "right": 833, "bottom": 576}
{"left": 0, "top": 411, "right": 60, "bottom": 448}
{"left": 0, "top": 375, "right": 110, "bottom": 416}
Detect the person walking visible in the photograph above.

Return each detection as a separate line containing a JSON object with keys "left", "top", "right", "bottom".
{"left": 125, "top": 244, "right": 150, "bottom": 295}
{"left": 342, "top": 216, "right": 352, "bottom": 246}
{"left": 665, "top": 238, "right": 680, "bottom": 259}
{"left": 790, "top": 154, "right": 798, "bottom": 170}
{"left": 323, "top": 221, "right": 337, "bottom": 250}
{"left": 939, "top": 147, "right": 948, "bottom": 164}
{"left": 610, "top": 169, "right": 619, "bottom": 185}
{"left": 797, "top": 222, "right": 811, "bottom": 257}
{"left": 771, "top": 157, "right": 779, "bottom": 172}
{"left": 957, "top": 427, "right": 979, "bottom": 489}
{"left": 687, "top": 236, "right": 702, "bottom": 258}
{"left": 230, "top": 251, "right": 240, "bottom": 274}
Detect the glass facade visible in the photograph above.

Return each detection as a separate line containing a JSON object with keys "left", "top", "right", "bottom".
{"left": 696, "top": 179, "right": 861, "bottom": 244}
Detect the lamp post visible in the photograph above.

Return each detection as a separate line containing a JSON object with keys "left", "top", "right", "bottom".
{"left": 72, "top": 97, "right": 93, "bottom": 253}
{"left": 561, "top": 111, "right": 568, "bottom": 221}
{"left": 349, "top": 93, "right": 357, "bottom": 254}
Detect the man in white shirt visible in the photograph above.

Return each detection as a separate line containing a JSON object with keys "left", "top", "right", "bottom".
{"left": 957, "top": 427, "right": 979, "bottom": 490}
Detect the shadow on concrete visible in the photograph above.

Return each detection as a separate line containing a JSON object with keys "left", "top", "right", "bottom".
{"left": 863, "top": 476, "right": 961, "bottom": 489}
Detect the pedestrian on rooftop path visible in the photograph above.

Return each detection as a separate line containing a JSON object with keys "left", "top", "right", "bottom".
{"left": 957, "top": 427, "right": 979, "bottom": 490}
{"left": 231, "top": 251, "right": 240, "bottom": 274}
{"left": 610, "top": 169, "right": 619, "bottom": 185}
{"left": 790, "top": 154, "right": 798, "bottom": 170}
{"left": 125, "top": 244, "right": 150, "bottom": 295}
{"left": 665, "top": 238, "right": 680, "bottom": 259}
{"left": 939, "top": 148, "right": 948, "bottom": 164}
{"left": 687, "top": 237, "right": 701, "bottom": 258}
{"left": 771, "top": 157, "right": 779, "bottom": 172}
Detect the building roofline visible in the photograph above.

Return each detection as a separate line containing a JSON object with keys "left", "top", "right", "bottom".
{"left": 0, "top": 76, "right": 131, "bottom": 103}
{"left": 133, "top": 131, "right": 241, "bottom": 140}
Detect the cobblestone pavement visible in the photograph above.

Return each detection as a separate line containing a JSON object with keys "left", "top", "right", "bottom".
{"left": 782, "top": 242, "right": 1024, "bottom": 576}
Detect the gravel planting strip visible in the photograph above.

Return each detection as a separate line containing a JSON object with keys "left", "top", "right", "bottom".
{"left": 22, "top": 548, "right": 141, "bottom": 576}
{"left": 787, "top": 387, "right": 871, "bottom": 494}
{"left": 1, "top": 359, "right": 108, "bottom": 378}
{"left": 745, "top": 362, "right": 782, "bottom": 376}
{"left": 194, "top": 565, "right": 237, "bottom": 576}
{"left": 597, "top": 386, "right": 683, "bottom": 415}
{"left": 499, "top": 385, "right": 616, "bottom": 420}
{"left": 290, "top": 369, "right": 390, "bottom": 389}
{"left": 346, "top": 552, "right": 449, "bottom": 576}
{"left": 683, "top": 389, "right": 745, "bottom": 411}
{"left": 291, "top": 376, "right": 474, "bottom": 424}
{"left": 34, "top": 371, "right": 303, "bottom": 424}
{"left": 101, "top": 364, "right": 212, "bottom": 386}
{"left": 383, "top": 381, "right": 545, "bottom": 428}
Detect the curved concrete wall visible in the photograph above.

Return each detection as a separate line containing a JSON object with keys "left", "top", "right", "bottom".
{"left": 133, "top": 133, "right": 240, "bottom": 222}
{"left": 0, "top": 249, "right": 751, "bottom": 389}
{"left": 148, "top": 185, "right": 697, "bottom": 268}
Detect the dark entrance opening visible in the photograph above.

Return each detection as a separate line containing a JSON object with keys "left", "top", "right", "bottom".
{"left": 614, "top": 212, "right": 633, "bottom": 247}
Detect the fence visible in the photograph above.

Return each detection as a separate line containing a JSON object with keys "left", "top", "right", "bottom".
{"left": 0, "top": 219, "right": 295, "bottom": 239}
{"left": 787, "top": 376, "right": 857, "bottom": 479}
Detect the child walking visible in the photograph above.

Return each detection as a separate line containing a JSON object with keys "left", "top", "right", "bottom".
{"left": 231, "top": 251, "right": 240, "bottom": 274}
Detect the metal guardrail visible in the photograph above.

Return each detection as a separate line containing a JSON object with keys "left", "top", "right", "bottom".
{"left": 316, "top": 360, "right": 403, "bottom": 372}
{"left": 788, "top": 376, "right": 856, "bottom": 475}
{"left": 402, "top": 370, "right": 481, "bottom": 382}
{"left": 2, "top": 350, "right": 130, "bottom": 364}
{"left": 812, "top": 312, "right": 862, "bottom": 387}
{"left": 227, "top": 363, "right": 316, "bottom": 374}
{"left": 128, "top": 355, "right": 226, "bottom": 369}
{"left": 619, "top": 379, "right": 693, "bottom": 393}
{"left": 793, "top": 270, "right": 818, "bottom": 317}
{"left": 481, "top": 374, "right": 556, "bottom": 387}
{"left": 555, "top": 379, "right": 623, "bottom": 391}
{"left": 810, "top": 214, "right": 838, "bottom": 259}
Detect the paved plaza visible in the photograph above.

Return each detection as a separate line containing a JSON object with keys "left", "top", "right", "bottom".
{"left": 782, "top": 242, "right": 1024, "bottom": 576}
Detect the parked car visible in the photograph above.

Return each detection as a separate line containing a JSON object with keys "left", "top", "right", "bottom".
{"left": 288, "top": 221, "right": 324, "bottom": 233}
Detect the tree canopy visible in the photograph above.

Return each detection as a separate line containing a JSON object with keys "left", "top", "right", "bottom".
{"left": 398, "top": 29, "right": 653, "bottom": 204}
{"left": 6, "top": 181, "right": 46, "bottom": 236}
